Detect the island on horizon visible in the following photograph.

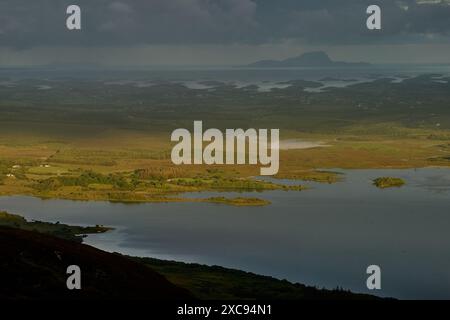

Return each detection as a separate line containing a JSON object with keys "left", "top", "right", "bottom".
{"left": 241, "top": 51, "right": 371, "bottom": 68}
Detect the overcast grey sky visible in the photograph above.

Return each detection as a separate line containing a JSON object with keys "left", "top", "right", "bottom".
{"left": 1, "top": 0, "right": 450, "bottom": 66}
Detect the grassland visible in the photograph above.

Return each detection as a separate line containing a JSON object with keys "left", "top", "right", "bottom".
{"left": 0, "top": 121, "right": 448, "bottom": 204}
{"left": 0, "top": 74, "right": 449, "bottom": 203}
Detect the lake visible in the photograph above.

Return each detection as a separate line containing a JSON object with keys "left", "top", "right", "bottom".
{"left": 1, "top": 168, "right": 449, "bottom": 299}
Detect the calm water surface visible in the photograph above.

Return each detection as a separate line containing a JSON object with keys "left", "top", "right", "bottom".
{"left": 1, "top": 168, "right": 449, "bottom": 299}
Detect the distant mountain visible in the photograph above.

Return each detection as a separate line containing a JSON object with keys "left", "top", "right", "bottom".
{"left": 244, "top": 51, "right": 371, "bottom": 68}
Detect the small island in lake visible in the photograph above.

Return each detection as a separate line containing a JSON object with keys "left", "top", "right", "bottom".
{"left": 206, "top": 196, "right": 271, "bottom": 206}
{"left": 373, "top": 177, "right": 406, "bottom": 189}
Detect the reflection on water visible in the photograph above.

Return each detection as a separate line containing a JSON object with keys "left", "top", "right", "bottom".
{"left": 0, "top": 168, "right": 449, "bottom": 299}
{"left": 413, "top": 173, "right": 450, "bottom": 194}
{"left": 278, "top": 139, "right": 330, "bottom": 150}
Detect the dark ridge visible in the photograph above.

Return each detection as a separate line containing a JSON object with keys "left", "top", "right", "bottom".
{"left": 0, "top": 226, "right": 193, "bottom": 300}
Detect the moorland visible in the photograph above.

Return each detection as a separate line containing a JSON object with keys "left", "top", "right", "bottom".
{"left": 1, "top": 71, "right": 449, "bottom": 204}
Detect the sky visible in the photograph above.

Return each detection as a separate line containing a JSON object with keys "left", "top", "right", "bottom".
{"left": 1, "top": 0, "right": 450, "bottom": 66}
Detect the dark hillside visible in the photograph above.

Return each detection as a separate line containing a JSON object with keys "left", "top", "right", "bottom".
{"left": 0, "top": 226, "right": 193, "bottom": 300}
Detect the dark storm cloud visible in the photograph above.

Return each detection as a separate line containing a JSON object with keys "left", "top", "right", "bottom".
{"left": 1, "top": 0, "right": 450, "bottom": 48}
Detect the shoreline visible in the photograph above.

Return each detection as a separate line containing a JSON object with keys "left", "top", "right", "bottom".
{"left": 0, "top": 166, "right": 448, "bottom": 205}
{"left": 0, "top": 226, "right": 385, "bottom": 300}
